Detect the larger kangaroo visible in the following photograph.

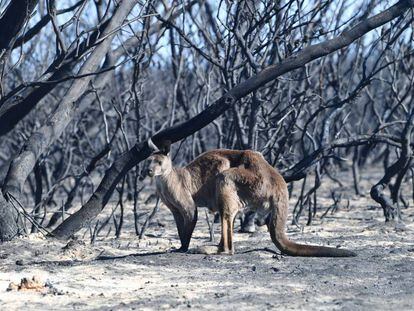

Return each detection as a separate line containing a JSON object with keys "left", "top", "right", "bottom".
{"left": 147, "top": 146, "right": 356, "bottom": 257}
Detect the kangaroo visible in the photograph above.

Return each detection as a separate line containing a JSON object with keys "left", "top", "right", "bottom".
{"left": 147, "top": 146, "right": 356, "bottom": 257}
{"left": 147, "top": 146, "right": 247, "bottom": 252}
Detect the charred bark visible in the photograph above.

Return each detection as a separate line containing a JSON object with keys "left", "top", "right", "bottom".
{"left": 0, "top": 0, "right": 139, "bottom": 241}
{"left": 370, "top": 110, "right": 414, "bottom": 221}
{"left": 0, "top": 0, "right": 39, "bottom": 65}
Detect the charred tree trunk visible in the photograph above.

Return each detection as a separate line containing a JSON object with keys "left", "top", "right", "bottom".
{"left": 0, "top": 0, "right": 139, "bottom": 241}
{"left": 370, "top": 110, "right": 414, "bottom": 221}
{"left": 0, "top": 0, "right": 39, "bottom": 66}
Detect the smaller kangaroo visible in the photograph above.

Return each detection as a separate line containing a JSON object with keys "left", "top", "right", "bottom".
{"left": 147, "top": 144, "right": 356, "bottom": 257}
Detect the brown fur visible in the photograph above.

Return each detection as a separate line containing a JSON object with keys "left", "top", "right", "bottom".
{"left": 148, "top": 149, "right": 356, "bottom": 257}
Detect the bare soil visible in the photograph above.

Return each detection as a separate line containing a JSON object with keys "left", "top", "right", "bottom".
{"left": 0, "top": 170, "right": 413, "bottom": 310}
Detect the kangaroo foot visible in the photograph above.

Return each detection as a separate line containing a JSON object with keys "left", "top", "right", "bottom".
{"left": 169, "top": 246, "right": 188, "bottom": 253}
{"left": 193, "top": 245, "right": 234, "bottom": 255}
{"left": 217, "top": 245, "right": 234, "bottom": 255}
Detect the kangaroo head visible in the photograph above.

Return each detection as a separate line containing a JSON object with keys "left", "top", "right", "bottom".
{"left": 147, "top": 152, "right": 172, "bottom": 177}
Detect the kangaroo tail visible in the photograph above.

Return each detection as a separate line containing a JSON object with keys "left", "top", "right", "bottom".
{"left": 269, "top": 196, "right": 356, "bottom": 257}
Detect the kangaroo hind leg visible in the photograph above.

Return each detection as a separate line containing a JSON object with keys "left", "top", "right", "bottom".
{"left": 216, "top": 173, "right": 242, "bottom": 255}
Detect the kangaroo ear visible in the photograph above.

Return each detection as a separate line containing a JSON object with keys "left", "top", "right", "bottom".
{"left": 159, "top": 140, "right": 171, "bottom": 155}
